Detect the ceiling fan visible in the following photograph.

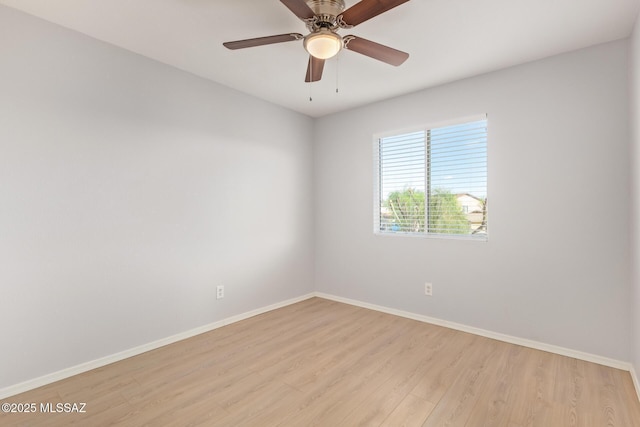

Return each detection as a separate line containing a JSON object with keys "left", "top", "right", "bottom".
{"left": 223, "top": 0, "right": 411, "bottom": 83}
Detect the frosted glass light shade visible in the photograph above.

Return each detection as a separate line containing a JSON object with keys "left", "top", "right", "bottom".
{"left": 304, "top": 30, "right": 342, "bottom": 59}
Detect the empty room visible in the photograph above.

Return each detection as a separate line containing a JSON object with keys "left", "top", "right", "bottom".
{"left": 2, "top": 0, "right": 640, "bottom": 425}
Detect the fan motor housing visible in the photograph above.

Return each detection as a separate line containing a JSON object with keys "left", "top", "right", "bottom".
{"left": 305, "top": 0, "right": 345, "bottom": 21}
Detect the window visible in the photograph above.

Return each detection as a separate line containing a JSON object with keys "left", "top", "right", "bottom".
{"left": 374, "top": 116, "right": 487, "bottom": 239}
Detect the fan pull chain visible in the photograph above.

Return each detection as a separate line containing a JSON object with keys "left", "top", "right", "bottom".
{"left": 309, "top": 58, "right": 313, "bottom": 102}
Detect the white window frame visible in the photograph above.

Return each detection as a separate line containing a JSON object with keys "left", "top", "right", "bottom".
{"left": 373, "top": 114, "right": 488, "bottom": 241}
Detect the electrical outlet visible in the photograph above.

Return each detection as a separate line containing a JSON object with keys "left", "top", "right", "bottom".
{"left": 424, "top": 283, "right": 433, "bottom": 296}
{"left": 216, "top": 285, "right": 224, "bottom": 300}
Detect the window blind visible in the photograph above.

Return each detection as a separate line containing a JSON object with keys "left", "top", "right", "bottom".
{"left": 375, "top": 117, "right": 487, "bottom": 239}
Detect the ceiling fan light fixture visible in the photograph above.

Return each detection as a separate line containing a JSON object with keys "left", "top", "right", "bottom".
{"left": 304, "top": 29, "right": 342, "bottom": 59}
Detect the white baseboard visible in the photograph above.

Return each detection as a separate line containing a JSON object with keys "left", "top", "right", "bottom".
{"left": 0, "top": 293, "right": 315, "bottom": 400}
{"left": 2, "top": 291, "right": 637, "bottom": 404}
{"left": 314, "top": 292, "right": 632, "bottom": 372}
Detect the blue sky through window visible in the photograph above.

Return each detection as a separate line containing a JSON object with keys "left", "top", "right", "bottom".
{"left": 430, "top": 119, "right": 487, "bottom": 199}
{"left": 379, "top": 119, "right": 487, "bottom": 201}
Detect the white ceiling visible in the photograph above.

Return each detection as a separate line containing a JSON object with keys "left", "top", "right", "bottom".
{"left": 2, "top": 0, "right": 639, "bottom": 117}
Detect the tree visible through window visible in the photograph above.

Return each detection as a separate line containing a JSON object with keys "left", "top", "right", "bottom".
{"left": 375, "top": 117, "right": 487, "bottom": 238}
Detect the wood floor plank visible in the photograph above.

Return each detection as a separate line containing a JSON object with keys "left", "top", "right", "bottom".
{"left": 462, "top": 342, "right": 528, "bottom": 426}
{"left": 380, "top": 393, "right": 436, "bottom": 427}
{"left": 1, "top": 297, "right": 639, "bottom": 427}
{"left": 421, "top": 338, "right": 505, "bottom": 426}
{"left": 273, "top": 315, "right": 427, "bottom": 426}
{"left": 310, "top": 321, "right": 442, "bottom": 426}
{"left": 279, "top": 311, "right": 407, "bottom": 392}
{"left": 336, "top": 326, "right": 449, "bottom": 426}
{"left": 619, "top": 368, "right": 640, "bottom": 422}
{"left": 410, "top": 330, "right": 484, "bottom": 405}
{"left": 499, "top": 349, "right": 559, "bottom": 427}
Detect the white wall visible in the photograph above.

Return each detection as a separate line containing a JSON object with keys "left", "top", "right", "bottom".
{"left": 0, "top": 5, "right": 314, "bottom": 389}
{"left": 315, "top": 40, "right": 631, "bottom": 361}
{"left": 630, "top": 16, "right": 640, "bottom": 380}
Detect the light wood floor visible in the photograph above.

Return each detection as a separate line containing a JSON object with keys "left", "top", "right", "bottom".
{"left": 2, "top": 297, "right": 639, "bottom": 426}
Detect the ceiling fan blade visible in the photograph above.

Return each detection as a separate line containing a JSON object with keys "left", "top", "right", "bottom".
{"left": 343, "top": 35, "right": 409, "bottom": 66}
{"left": 339, "top": 0, "right": 410, "bottom": 27}
{"left": 281, "top": 0, "right": 316, "bottom": 20}
{"left": 305, "top": 56, "right": 325, "bottom": 82}
{"left": 223, "top": 33, "right": 303, "bottom": 50}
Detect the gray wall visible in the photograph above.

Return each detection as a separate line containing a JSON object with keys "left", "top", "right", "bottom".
{"left": 630, "top": 17, "right": 640, "bottom": 378}
{"left": 314, "top": 40, "right": 631, "bottom": 361}
{"left": 0, "top": 6, "right": 314, "bottom": 389}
